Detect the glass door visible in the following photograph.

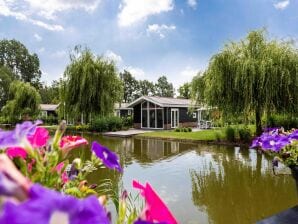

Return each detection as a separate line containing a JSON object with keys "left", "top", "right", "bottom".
{"left": 171, "top": 109, "right": 179, "bottom": 128}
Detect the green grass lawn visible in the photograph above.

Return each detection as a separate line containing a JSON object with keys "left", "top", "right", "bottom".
{"left": 139, "top": 125, "right": 256, "bottom": 142}
{"left": 139, "top": 129, "right": 225, "bottom": 141}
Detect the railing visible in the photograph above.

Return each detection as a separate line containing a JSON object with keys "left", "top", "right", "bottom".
{"left": 198, "top": 120, "right": 212, "bottom": 129}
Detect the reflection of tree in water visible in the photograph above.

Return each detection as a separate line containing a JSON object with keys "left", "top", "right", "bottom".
{"left": 190, "top": 152, "right": 297, "bottom": 224}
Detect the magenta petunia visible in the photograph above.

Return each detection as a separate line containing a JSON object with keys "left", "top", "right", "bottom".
{"left": 6, "top": 147, "right": 27, "bottom": 159}
{"left": 59, "top": 136, "right": 88, "bottom": 153}
{"left": 91, "top": 141, "right": 122, "bottom": 172}
{"left": 133, "top": 180, "right": 178, "bottom": 224}
{"left": 27, "top": 127, "right": 49, "bottom": 148}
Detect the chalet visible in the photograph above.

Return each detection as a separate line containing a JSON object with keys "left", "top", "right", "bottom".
{"left": 40, "top": 104, "right": 59, "bottom": 118}
{"left": 114, "top": 103, "right": 133, "bottom": 118}
{"left": 127, "top": 96, "right": 199, "bottom": 130}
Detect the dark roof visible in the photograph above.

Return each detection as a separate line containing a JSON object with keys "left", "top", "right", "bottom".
{"left": 128, "top": 96, "right": 198, "bottom": 108}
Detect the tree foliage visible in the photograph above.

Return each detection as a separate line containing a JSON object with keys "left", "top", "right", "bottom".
{"left": 0, "top": 66, "right": 15, "bottom": 108}
{"left": 194, "top": 30, "right": 298, "bottom": 134}
{"left": 64, "top": 47, "right": 123, "bottom": 122}
{"left": 2, "top": 81, "right": 41, "bottom": 121}
{"left": 155, "top": 76, "right": 174, "bottom": 97}
{"left": 120, "top": 70, "right": 139, "bottom": 103}
{"left": 0, "top": 39, "right": 41, "bottom": 87}
{"left": 178, "top": 82, "right": 191, "bottom": 99}
{"left": 39, "top": 79, "right": 62, "bottom": 104}
{"left": 137, "top": 79, "right": 155, "bottom": 97}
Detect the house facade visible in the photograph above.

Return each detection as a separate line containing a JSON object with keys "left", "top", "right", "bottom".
{"left": 114, "top": 103, "right": 133, "bottom": 118}
{"left": 128, "top": 96, "right": 199, "bottom": 130}
{"left": 40, "top": 104, "right": 59, "bottom": 118}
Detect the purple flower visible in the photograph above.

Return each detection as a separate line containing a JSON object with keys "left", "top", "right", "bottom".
{"left": 250, "top": 137, "right": 261, "bottom": 148}
{"left": 91, "top": 141, "right": 122, "bottom": 172}
{"left": 261, "top": 135, "right": 290, "bottom": 152}
{"left": 0, "top": 120, "right": 42, "bottom": 149}
{"left": 289, "top": 129, "right": 298, "bottom": 140}
{"left": 0, "top": 184, "right": 110, "bottom": 224}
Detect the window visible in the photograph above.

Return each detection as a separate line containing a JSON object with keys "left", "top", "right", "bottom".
{"left": 128, "top": 110, "right": 131, "bottom": 115}
{"left": 193, "top": 112, "right": 197, "bottom": 118}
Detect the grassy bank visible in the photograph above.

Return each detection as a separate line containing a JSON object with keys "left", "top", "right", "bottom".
{"left": 139, "top": 129, "right": 224, "bottom": 141}
{"left": 138, "top": 125, "right": 256, "bottom": 144}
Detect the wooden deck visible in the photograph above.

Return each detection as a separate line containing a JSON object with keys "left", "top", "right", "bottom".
{"left": 256, "top": 205, "right": 298, "bottom": 224}
{"left": 102, "top": 129, "right": 153, "bottom": 137}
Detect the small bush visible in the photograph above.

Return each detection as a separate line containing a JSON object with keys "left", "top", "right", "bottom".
{"left": 238, "top": 127, "right": 252, "bottom": 143}
{"left": 174, "top": 128, "right": 181, "bottom": 132}
{"left": 267, "top": 114, "right": 298, "bottom": 130}
{"left": 90, "top": 116, "right": 123, "bottom": 132}
{"left": 122, "top": 116, "right": 133, "bottom": 128}
{"left": 187, "top": 127, "right": 192, "bottom": 132}
{"left": 215, "top": 131, "right": 222, "bottom": 142}
{"left": 225, "top": 127, "right": 236, "bottom": 142}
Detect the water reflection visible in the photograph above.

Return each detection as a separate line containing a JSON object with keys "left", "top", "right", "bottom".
{"left": 190, "top": 147, "right": 297, "bottom": 224}
{"left": 71, "top": 133, "right": 297, "bottom": 224}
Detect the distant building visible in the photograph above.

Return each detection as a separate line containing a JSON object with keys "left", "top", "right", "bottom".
{"left": 40, "top": 104, "right": 59, "bottom": 118}
{"left": 127, "top": 96, "right": 199, "bottom": 129}
{"left": 114, "top": 103, "right": 133, "bottom": 118}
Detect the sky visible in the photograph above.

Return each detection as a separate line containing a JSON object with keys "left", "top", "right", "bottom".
{"left": 0, "top": 0, "right": 297, "bottom": 89}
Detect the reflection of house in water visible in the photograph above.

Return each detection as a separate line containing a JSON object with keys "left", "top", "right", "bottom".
{"left": 131, "top": 138, "right": 195, "bottom": 162}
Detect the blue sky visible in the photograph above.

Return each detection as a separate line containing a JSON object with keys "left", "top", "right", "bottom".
{"left": 0, "top": 0, "right": 296, "bottom": 88}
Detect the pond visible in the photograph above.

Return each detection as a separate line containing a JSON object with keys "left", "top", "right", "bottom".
{"left": 72, "top": 133, "right": 297, "bottom": 224}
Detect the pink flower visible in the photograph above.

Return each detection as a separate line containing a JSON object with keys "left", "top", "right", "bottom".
{"left": 27, "top": 159, "right": 36, "bottom": 173}
{"left": 133, "top": 180, "right": 178, "bottom": 224}
{"left": 59, "top": 136, "right": 88, "bottom": 153}
{"left": 6, "top": 147, "right": 27, "bottom": 159}
{"left": 55, "top": 162, "right": 65, "bottom": 173}
{"left": 27, "top": 127, "right": 49, "bottom": 148}
{"left": 61, "top": 171, "right": 69, "bottom": 184}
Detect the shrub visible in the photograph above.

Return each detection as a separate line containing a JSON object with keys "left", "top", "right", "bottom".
{"left": 225, "top": 127, "right": 236, "bottom": 142}
{"left": 90, "top": 116, "right": 123, "bottom": 132}
{"left": 267, "top": 114, "right": 298, "bottom": 130}
{"left": 122, "top": 116, "right": 133, "bottom": 128}
{"left": 187, "top": 127, "right": 192, "bottom": 132}
{"left": 238, "top": 127, "right": 252, "bottom": 143}
{"left": 174, "top": 128, "right": 181, "bottom": 132}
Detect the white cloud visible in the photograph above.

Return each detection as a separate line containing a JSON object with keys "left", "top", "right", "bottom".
{"left": 34, "top": 33, "right": 42, "bottom": 41}
{"left": 0, "top": 0, "right": 64, "bottom": 31}
{"left": 187, "top": 0, "right": 197, "bottom": 9}
{"left": 51, "top": 50, "right": 67, "bottom": 58}
{"left": 23, "top": 0, "right": 101, "bottom": 20}
{"left": 274, "top": 0, "right": 290, "bottom": 10}
{"left": 38, "top": 47, "right": 45, "bottom": 53}
{"left": 125, "top": 66, "right": 146, "bottom": 79}
{"left": 0, "top": 0, "right": 101, "bottom": 31}
{"left": 180, "top": 67, "right": 198, "bottom": 77}
{"left": 104, "top": 50, "right": 123, "bottom": 64}
{"left": 147, "top": 24, "right": 176, "bottom": 39}
{"left": 118, "top": 0, "right": 174, "bottom": 27}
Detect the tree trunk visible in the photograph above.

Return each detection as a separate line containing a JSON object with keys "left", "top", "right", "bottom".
{"left": 255, "top": 108, "right": 262, "bottom": 136}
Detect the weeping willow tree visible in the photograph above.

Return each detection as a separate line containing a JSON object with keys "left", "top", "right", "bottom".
{"left": 2, "top": 80, "right": 41, "bottom": 122}
{"left": 194, "top": 30, "right": 298, "bottom": 135}
{"left": 64, "top": 47, "right": 123, "bottom": 123}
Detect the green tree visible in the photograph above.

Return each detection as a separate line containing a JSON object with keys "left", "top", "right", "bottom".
{"left": 39, "top": 79, "right": 62, "bottom": 104}
{"left": 64, "top": 47, "right": 123, "bottom": 123}
{"left": 136, "top": 80, "right": 156, "bottom": 97}
{"left": 2, "top": 81, "right": 41, "bottom": 121}
{"left": 196, "top": 30, "right": 298, "bottom": 135}
{"left": 155, "top": 76, "right": 174, "bottom": 97}
{"left": 0, "top": 39, "right": 41, "bottom": 87}
{"left": 191, "top": 73, "right": 205, "bottom": 105}
{"left": 120, "top": 70, "right": 138, "bottom": 103}
{"left": 178, "top": 82, "right": 191, "bottom": 99}
{"left": 0, "top": 66, "right": 15, "bottom": 108}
